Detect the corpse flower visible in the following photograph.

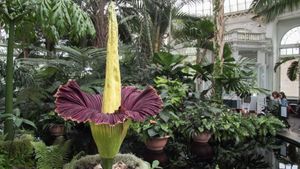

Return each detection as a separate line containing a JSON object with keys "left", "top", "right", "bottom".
{"left": 54, "top": 2, "right": 163, "bottom": 169}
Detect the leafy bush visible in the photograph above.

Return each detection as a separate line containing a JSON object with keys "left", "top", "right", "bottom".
{"left": 252, "top": 115, "right": 285, "bottom": 136}
{"left": 214, "top": 113, "right": 285, "bottom": 142}
{"left": 132, "top": 77, "right": 187, "bottom": 139}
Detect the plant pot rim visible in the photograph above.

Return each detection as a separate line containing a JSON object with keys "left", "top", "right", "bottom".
{"left": 149, "top": 135, "right": 170, "bottom": 139}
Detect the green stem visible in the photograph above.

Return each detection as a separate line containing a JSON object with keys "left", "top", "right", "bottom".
{"left": 4, "top": 20, "right": 15, "bottom": 140}
{"left": 101, "top": 158, "right": 114, "bottom": 169}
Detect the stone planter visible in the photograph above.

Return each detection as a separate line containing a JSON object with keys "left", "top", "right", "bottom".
{"left": 145, "top": 136, "right": 170, "bottom": 151}
{"left": 192, "top": 132, "right": 212, "bottom": 143}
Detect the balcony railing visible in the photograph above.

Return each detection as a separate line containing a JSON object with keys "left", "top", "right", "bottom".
{"left": 225, "top": 32, "right": 266, "bottom": 42}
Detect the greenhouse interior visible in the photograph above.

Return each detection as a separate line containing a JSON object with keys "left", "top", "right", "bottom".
{"left": 1, "top": 0, "right": 300, "bottom": 169}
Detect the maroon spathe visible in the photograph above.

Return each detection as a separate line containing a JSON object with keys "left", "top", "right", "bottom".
{"left": 54, "top": 80, "right": 163, "bottom": 125}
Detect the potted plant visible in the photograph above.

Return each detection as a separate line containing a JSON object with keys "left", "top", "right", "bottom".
{"left": 182, "top": 112, "right": 216, "bottom": 143}
{"left": 132, "top": 111, "right": 182, "bottom": 151}
{"left": 181, "top": 99, "right": 221, "bottom": 143}
{"left": 40, "top": 111, "right": 74, "bottom": 136}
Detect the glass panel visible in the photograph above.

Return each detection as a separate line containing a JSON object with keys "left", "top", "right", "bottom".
{"left": 286, "top": 48, "right": 293, "bottom": 55}
{"left": 293, "top": 48, "right": 299, "bottom": 55}
{"left": 230, "top": 0, "right": 238, "bottom": 12}
{"left": 281, "top": 27, "right": 300, "bottom": 45}
{"left": 224, "top": 0, "right": 230, "bottom": 13}
{"left": 280, "top": 49, "right": 287, "bottom": 55}
{"left": 245, "top": 0, "right": 253, "bottom": 8}
{"left": 237, "top": 0, "right": 246, "bottom": 11}
{"left": 180, "top": 0, "right": 253, "bottom": 15}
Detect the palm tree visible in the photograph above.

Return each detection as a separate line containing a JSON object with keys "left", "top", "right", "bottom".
{"left": 173, "top": 17, "right": 214, "bottom": 64}
{"left": 116, "top": 0, "right": 201, "bottom": 64}
{"left": 251, "top": 0, "right": 300, "bottom": 22}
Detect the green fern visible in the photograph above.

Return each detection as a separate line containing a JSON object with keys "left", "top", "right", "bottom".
{"left": 32, "top": 138, "right": 71, "bottom": 169}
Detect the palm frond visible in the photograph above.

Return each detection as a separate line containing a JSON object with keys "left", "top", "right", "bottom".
{"left": 287, "top": 61, "right": 299, "bottom": 81}
{"left": 274, "top": 56, "right": 296, "bottom": 72}
{"left": 251, "top": 0, "right": 300, "bottom": 22}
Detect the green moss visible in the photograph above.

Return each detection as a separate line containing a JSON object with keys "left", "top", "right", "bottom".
{"left": 64, "top": 153, "right": 149, "bottom": 169}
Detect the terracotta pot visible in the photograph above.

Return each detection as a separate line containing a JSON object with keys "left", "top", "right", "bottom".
{"left": 145, "top": 136, "right": 170, "bottom": 151}
{"left": 192, "top": 132, "right": 212, "bottom": 143}
{"left": 49, "top": 124, "right": 65, "bottom": 136}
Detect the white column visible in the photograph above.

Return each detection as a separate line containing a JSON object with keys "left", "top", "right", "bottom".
{"left": 232, "top": 48, "right": 239, "bottom": 60}
{"left": 257, "top": 50, "right": 267, "bottom": 89}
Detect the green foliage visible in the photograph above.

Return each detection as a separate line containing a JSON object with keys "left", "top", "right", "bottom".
{"left": 152, "top": 52, "right": 191, "bottom": 81}
{"left": 253, "top": 115, "right": 285, "bottom": 136}
{"left": 274, "top": 56, "right": 296, "bottom": 72}
{"left": 287, "top": 61, "right": 299, "bottom": 81}
{"left": 251, "top": 0, "right": 300, "bottom": 22}
{"left": 214, "top": 113, "right": 285, "bottom": 142}
{"left": 180, "top": 99, "right": 223, "bottom": 139}
{"left": 149, "top": 160, "right": 162, "bottom": 169}
{"left": 154, "top": 76, "right": 188, "bottom": 108}
{"left": 32, "top": 138, "right": 71, "bottom": 169}
{"left": 0, "top": 108, "right": 36, "bottom": 133}
{"left": 132, "top": 77, "right": 187, "bottom": 139}
{"left": 34, "top": 0, "right": 95, "bottom": 42}
{"left": 0, "top": 134, "right": 35, "bottom": 168}
{"left": 190, "top": 49, "right": 263, "bottom": 98}
{"left": 173, "top": 17, "right": 214, "bottom": 50}
{"left": 63, "top": 153, "right": 149, "bottom": 169}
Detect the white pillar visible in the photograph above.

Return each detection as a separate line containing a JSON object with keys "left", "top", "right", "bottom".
{"left": 257, "top": 50, "right": 267, "bottom": 89}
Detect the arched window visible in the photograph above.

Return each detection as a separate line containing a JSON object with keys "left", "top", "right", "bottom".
{"left": 279, "top": 27, "right": 300, "bottom": 98}
{"left": 280, "top": 26, "right": 300, "bottom": 56}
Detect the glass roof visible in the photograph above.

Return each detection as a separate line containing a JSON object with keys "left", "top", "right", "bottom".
{"left": 181, "top": 0, "right": 253, "bottom": 16}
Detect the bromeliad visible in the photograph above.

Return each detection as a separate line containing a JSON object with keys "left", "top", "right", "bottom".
{"left": 54, "top": 2, "right": 163, "bottom": 169}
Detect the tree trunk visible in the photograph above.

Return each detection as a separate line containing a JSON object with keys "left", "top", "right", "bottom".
{"left": 45, "top": 38, "right": 55, "bottom": 56}
{"left": 23, "top": 48, "right": 30, "bottom": 58}
{"left": 298, "top": 58, "right": 300, "bottom": 104}
{"left": 212, "top": 0, "right": 225, "bottom": 101}
{"left": 4, "top": 20, "right": 15, "bottom": 140}
{"left": 91, "top": 0, "right": 108, "bottom": 48}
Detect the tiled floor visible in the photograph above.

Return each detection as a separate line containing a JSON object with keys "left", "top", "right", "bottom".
{"left": 277, "top": 113, "right": 300, "bottom": 146}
